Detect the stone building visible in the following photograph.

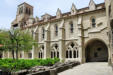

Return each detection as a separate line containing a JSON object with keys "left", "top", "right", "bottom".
{"left": 3, "top": 0, "right": 113, "bottom": 63}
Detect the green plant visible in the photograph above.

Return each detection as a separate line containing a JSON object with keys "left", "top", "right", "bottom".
{"left": 0, "top": 58, "right": 60, "bottom": 72}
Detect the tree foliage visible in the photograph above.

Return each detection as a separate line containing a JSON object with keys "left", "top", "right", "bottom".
{"left": 0, "top": 29, "right": 36, "bottom": 59}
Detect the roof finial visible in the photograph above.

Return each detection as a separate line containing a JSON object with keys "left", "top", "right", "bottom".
{"left": 56, "top": 8, "right": 62, "bottom": 19}
{"left": 89, "top": 0, "right": 96, "bottom": 10}
{"left": 71, "top": 3, "right": 77, "bottom": 15}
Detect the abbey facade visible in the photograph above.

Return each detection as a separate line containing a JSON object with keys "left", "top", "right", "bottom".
{"left": 3, "top": 0, "right": 113, "bottom": 63}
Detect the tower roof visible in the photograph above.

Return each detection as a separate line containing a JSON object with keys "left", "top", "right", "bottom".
{"left": 18, "top": 2, "right": 33, "bottom": 7}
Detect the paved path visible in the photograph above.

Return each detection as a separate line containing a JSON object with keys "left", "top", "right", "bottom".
{"left": 58, "top": 62, "right": 113, "bottom": 75}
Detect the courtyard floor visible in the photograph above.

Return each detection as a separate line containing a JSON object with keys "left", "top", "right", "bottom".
{"left": 58, "top": 62, "right": 113, "bottom": 75}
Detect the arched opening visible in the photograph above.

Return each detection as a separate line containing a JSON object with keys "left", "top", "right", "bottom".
{"left": 51, "top": 44, "right": 59, "bottom": 58}
{"left": 66, "top": 42, "right": 79, "bottom": 59}
{"left": 85, "top": 39, "right": 108, "bottom": 62}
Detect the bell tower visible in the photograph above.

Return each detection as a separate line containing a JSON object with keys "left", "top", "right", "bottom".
{"left": 12, "top": 2, "right": 33, "bottom": 28}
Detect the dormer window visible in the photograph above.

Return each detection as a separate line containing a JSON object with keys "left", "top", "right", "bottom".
{"left": 55, "top": 25, "right": 58, "bottom": 36}
{"left": 91, "top": 18, "right": 96, "bottom": 28}
{"left": 70, "top": 22, "right": 74, "bottom": 33}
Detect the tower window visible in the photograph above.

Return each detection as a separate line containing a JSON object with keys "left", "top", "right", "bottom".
{"left": 19, "top": 7, "right": 23, "bottom": 14}
{"left": 92, "top": 18, "right": 96, "bottom": 28}
{"left": 28, "top": 8, "right": 31, "bottom": 15}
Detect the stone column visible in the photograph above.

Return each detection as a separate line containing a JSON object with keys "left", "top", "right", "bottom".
{"left": 33, "top": 26, "right": 39, "bottom": 59}
{"left": 44, "top": 23, "right": 51, "bottom": 59}
{"left": 59, "top": 19, "right": 65, "bottom": 61}
{"left": 77, "top": 16, "right": 85, "bottom": 63}
{"left": 32, "top": 46, "right": 34, "bottom": 59}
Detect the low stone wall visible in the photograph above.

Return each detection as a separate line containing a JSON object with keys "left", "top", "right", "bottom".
{"left": 27, "top": 61, "right": 80, "bottom": 75}
{"left": 0, "top": 61, "right": 80, "bottom": 75}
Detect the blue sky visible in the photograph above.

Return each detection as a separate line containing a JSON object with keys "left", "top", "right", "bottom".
{"left": 0, "top": 0, "right": 104, "bottom": 29}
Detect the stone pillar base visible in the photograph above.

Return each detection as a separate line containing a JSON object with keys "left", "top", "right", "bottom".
{"left": 81, "top": 58, "right": 86, "bottom": 64}
{"left": 108, "top": 58, "right": 112, "bottom": 66}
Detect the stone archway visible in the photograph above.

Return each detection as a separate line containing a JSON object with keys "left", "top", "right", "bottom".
{"left": 85, "top": 39, "right": 108, "bottom": 62}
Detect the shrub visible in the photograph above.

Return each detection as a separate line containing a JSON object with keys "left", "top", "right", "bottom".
{"left": 0, "top": 58, "right": 60, "bottom": 72}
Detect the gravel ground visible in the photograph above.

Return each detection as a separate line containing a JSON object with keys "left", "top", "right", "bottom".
{"left": 58, "top": 62, "right": 113, "bottom": 75}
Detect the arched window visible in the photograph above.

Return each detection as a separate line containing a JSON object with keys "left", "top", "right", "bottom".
{"left": 66, "top": 42, "right": 79, "bottom": 59}
{"left": 69, "top": 50, "right": 72, "bottom": 58}
{"left": 54, "top": 51, "right": 56, "bottom": 57}
{"left": 70, "top": 22, "right": 74, "bottom": 33}
{"left": 51, "top": 51, "right": 53, "bottom": 58}
{"left": 57, "top": 51, "right": 59, "bottom": 58}
{"left": 42, "top": 27, "right": 45, "bottom": 39}
{"left": 55, "top": 25, "right": 58, "bottom": 36}
{"left": 38, "top": 45, "right": 44, "bottom": 59}
{"left": 73, "top": 50, "right": 76, "bottom": 58}
{"left": 66, "top": 51, "right": 68, "bottom": 58}
{"left": 91, "top": 18, "right": 96, "bottom": 28}
{"left": 51, "top": 44, "right": 59, "bottom": 58}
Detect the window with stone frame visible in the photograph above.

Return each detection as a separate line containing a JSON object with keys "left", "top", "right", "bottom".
{"left": 55, "top": 24, "right": 58, "bottom": 36}
{"left": 42, "top": 27, "right": 45, "bottom": 39}
{"left": 38, "top": 45, "right": 44, "bottom": 59}
{"left": 91, "top": 18, "right": 96, "bottom": 28}
{"left": 19, "top": 7, "right": 23, "bottom": 14}
{"left": 70, "top": 22, "right": 74, "bottom": 33}
{"left": 66, "top": 42, "right": 78, "bottom": 58}
{"left": 28, "top": 8, "right": 31, "bottom": 15}
{"left": 51, "top": 44, "right": 59, "bottom": 58}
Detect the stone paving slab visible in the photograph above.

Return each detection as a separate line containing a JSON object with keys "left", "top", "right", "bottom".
{"left": 58, "top": 62, "right": 113, "bottom": 75}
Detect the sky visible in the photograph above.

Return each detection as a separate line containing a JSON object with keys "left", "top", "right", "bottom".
{"left": 0, "top": 0, "right": 104, "bottom": 29}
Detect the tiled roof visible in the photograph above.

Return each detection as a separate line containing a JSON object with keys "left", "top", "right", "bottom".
{"left": 22, "top": 3, "right": 105, "bottom": 29}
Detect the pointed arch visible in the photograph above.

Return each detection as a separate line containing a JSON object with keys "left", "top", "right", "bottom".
{"left": 38, "top": 45, "right": 44, "bottom": 59}
{"left": 51, "top": 44, "right": 59, "bottom": 58}
{"left": 66, "top": 42, "right": 79, "bottom": 59}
